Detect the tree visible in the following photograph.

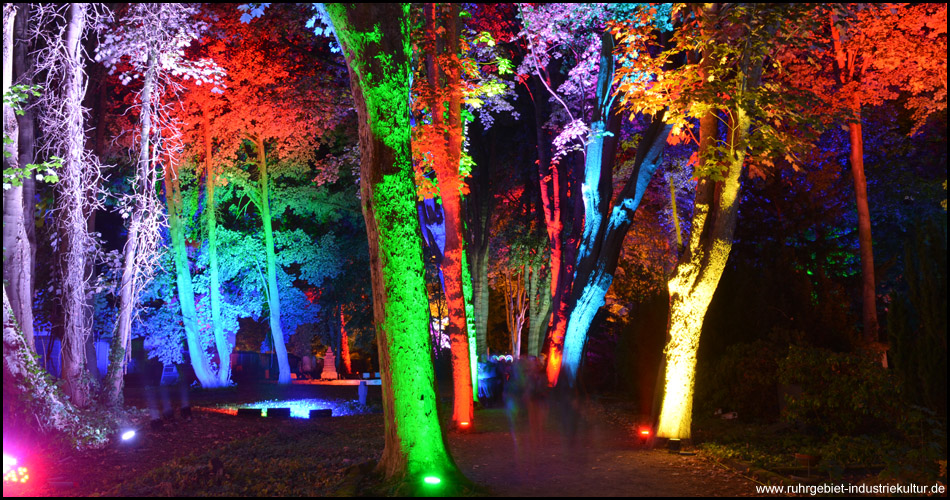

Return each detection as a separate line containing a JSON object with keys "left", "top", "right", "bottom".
{"left": 96, "top": 2, "right": 226, "bottom": 402}
{"left": 204, "top": 3, "right": 344, "bottom": 385}
{"left": 322, "top": 4, "right": 469, "bottom": 491}
{"left": 797, "top": 4, "right": 947, "bottom": 348}
{"left": 619, "top": 4, "right": 822, "bottom": 439}
{"left": 518, "top": 3, "right": 675, "bottom": 385}
{"left": 32, "top": 3, "right": 107, "bottom": 407}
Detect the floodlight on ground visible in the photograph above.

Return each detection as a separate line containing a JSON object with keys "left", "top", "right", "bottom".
{"left": 423, "top": 476, "right": 441, "bottom": 485}
{"left": 2, "top": 453, "right": 28, "bottom": 484}
{"left": 121, "top": 430, "right": 136, "bottom": 441}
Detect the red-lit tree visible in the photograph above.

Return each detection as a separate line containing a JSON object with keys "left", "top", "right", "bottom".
{"left": 196, "top": 4, "right": 344, "bottom": 384}
{"left": 784, "top": 4, "right": 947, "bottom": 350}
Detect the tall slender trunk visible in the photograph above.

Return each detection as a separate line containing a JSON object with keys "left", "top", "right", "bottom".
{"left": 340, "top": 307, "right": 351, "bottom": 375}
{"left": 164, "top": 161, "right": 219, "bottom": 388}
{"left": 255, "top": 138, "right": 291, "bottom": 385}
{"left": 106, "top": 48, "right": 159, "bottom": 406}
{"left": 12, "top": 4, "right": 37, "bottom": 352}
{"left": 57, "top": 3, "right": 92, "bottom": 407}
{"left": 325, "top": 4, "right": 467, "bottom": 488}
{"left": 463, "top": 129, "right": 492, "bottom": 360}
{"left": 460, "top": 245, "right": 478, "bottom": 401}
{"left": 848, "top": 115, "right": 879, "bottom": 344}
{"left": 205, "top": 110, "right": 230, "bottom": 385}
{"left": 424, "top": 3, "right": 473, "bottom": 427}
{"left": 3, "top": 6, "right": 33, "bottom": 353}
{"left": 830, "top": 16, "right": 879, "bottom": 347}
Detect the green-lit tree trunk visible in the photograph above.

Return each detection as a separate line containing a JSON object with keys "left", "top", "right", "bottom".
{"left": 526, "top": 264, "right": 551, "bottom": 356}
{"left": 460, "top": 247, "right": 478, "bottom": 402}
{"left": 163, "top": 161, "right": 219, "bottom": 388}
{"left": 252, "top": 136, "right": 291, "bottom": 385}
{"left": 204, "top": 111, "right": 231, "bottom": 385}
{"left": 325, "top": 3, "right": 468, "bottom": 490}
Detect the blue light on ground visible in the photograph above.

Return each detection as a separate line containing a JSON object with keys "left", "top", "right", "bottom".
{"left": 225, "top": 398, "right": 368, "bottom": 418}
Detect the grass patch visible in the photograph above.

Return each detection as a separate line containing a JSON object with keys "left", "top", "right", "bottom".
{"left": 106, "top": 414, "right": 384, "bottom": 496}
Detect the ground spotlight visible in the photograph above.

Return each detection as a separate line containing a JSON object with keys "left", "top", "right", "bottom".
{"left": 121, "top": 430, "right": 136, "bottom": 441}
{"left": 2, "top": 453, "right": 28, "bottom": 484}
{"left": 423, "top": 475, "right": 441, "bottom": 485}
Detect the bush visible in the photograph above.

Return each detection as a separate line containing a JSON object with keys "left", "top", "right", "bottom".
{"left": 778, "top": 344, "right": 901, "bottom": 435}
{"left": 699, "top": 328, "right": 801, "bottom": 422}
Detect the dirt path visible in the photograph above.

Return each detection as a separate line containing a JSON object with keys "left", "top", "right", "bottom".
{"left": 448, "top": 407, "right": 758, "bottom": 497}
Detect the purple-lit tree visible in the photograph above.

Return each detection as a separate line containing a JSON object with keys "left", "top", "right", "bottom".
{"left": 30, "top": 3, "right": 109, "bottom": 407}
{"left": 518, "top": 3, "right": 675, "bottom": 385}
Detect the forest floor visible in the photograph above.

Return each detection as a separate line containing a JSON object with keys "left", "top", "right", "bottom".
{"left": 3, "top": 383, "right": 759, "bottom": 497}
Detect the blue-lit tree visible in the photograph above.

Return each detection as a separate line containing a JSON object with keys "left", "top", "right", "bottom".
{"left": 518, "top": 3, "right": 674, "bottom": 385}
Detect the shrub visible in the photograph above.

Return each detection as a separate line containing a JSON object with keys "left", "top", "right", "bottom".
{"left": 778, "top": 344, "right": 901, "bottom": 435}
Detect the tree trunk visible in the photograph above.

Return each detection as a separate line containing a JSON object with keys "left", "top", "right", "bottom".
{"left": 205, "top": 109, "right": 231, "bottom": 385}
{"left": 255, "top": 137, "right": 291, "bottom": 385}
{"left": 106, "top": 48, "right": 158, "bottom": 406}
{"left": 13, "top": 4, "right": 37, "bottom": 353}
{"left": 57, "top": 3, "right": 92, "bottom": 408}
{"left": 423, "top": 2, "right": 473, "bottom": 428}
{"left": 3, "top": 5, "right": 34, "bottom": 354}
{"left": 526, "top": 264, "right": 551, "bottom": 356}
{"left": 831, "top": 16, "right": 880, "bottom": 348}
{"left": 460, "top": 246, "right": 478, "bottom": 401}
{"left": 164, "top": 161, "right": 220, "bottom": 388}
{"left": 325, "top": 3, "right": 467, "bottom": 489}
{"left": 656, "top": 107, "right": 751, "bottom": 439}
{"left": 848, "top": 115, "right": 879, "bottom": 344}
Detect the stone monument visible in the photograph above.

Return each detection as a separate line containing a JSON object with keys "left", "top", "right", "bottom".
{"left": 320, "top": 347, "right": 338, "bottom": 380}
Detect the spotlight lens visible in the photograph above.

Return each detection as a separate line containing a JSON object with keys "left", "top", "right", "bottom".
{"left": 121, "top": 430, "right": 136, "bottom": 441}
{"left": 423, "top": 476, "right": 441, "bottom": 485}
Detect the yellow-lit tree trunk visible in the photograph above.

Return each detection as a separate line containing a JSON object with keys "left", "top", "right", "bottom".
{"left": 657, "top": 107, "right": 750, "bottom": 439}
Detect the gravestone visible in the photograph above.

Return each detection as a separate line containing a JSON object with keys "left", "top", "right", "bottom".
{"left": 321, "top": 348, "right": 338, "bottom": 380}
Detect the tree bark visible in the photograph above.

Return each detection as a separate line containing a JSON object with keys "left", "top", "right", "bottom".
{"left": 254, "top": 137, "right": 292, "bottom": 385}
{"left": 830, "top": 19, "right": 879, "bottom": 345}
{"left": 205, "top": 108, "right": 231, "bottom": 385}
{"left": 164, "top": 160, "right": 220, "bottom": 388}
{"left": 325, "top": 4, "right": 467, "bottom": 489}
{"left": 3, "top": 5, "right": 34, "bottom": 354}
{"left": 106, "top": 47, "right": 158, "bottom": 406}
{"left": 57, "top": 3, "right": 92, "bottom": 408}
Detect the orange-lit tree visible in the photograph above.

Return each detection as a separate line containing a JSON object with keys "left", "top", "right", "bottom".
{"left": 413, "top": 2, "right": 474, "bottom": 428}
{"left": 785, "top": 4, "right": 947, "bottom": 349}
